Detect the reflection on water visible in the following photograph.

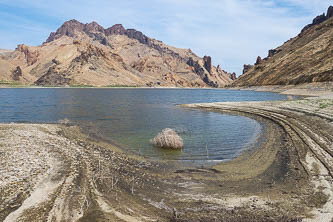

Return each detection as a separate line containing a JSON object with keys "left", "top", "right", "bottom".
{"left": 0, "top": 88, "right": 287, "bottom": 162}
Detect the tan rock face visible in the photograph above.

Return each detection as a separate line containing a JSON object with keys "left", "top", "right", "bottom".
{"left": 0, "top": 20, "right": 234, "bottom": 87}
{"left": 16, "top": 44, "right": 39, "bottom": 66}
{"left": 234, "top": 5, "right": 333, "bottom": 86}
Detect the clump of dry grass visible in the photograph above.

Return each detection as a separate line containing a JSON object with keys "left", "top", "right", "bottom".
{"left": 151, "top": 128, "right": 184, "bottom": 149}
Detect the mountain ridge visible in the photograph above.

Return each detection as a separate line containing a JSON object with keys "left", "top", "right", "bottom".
{"left": 233, "top": 5, "right": 333, "bottom": 87}
{"left": 0, "top": 20, "right": 235, "bottom": 87}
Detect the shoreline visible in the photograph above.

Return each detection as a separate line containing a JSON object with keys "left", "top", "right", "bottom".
{"left": 0, "top": 121, "right": 307, "bottom": 221}
{"left": 230, "top": 81, "right": 333, "bottom": 97}
{"left": 182, "top": 94, "right": 333, "bottom": 221}
{"left": 0, "top": 81, "right": 331, "bottom": 94}
{"left": 0, "top": 84, "right": 333, "bottom": 221}
{"left": 0, "top": 85, "right": 223, "bottom": 90}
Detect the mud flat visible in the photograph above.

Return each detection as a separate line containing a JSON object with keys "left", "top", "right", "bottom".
{"left": 0, "top": 94, "right": 333, "bottom": 221}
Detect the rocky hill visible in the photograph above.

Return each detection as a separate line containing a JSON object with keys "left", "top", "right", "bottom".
{"left": 0, "top": 20, "right": 235, "bottom": 87}
{"left": 233, "top": 6, "right": 333, "bottom": 87}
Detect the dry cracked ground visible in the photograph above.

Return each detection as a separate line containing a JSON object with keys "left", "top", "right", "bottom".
{"left": 0, "top": 95, "right": 333, "bottom": 221}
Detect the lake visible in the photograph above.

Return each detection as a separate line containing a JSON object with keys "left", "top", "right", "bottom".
{"left": 0, "top": 88, "right": 288, "bottom": 163}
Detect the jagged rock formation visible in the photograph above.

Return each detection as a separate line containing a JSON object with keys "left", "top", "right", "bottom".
{"left": 242, "top": 64, "right": 253, "bottom": 74}
{"left": 216, "top": 65, "right": 222, "bottom": 73}
{"left": 255, "top": 56, "right": 262, "bottom": 65}
{"left": 301, "top": 6, "right": 333, "bottom": 32}
{"left": 16, "top": 44, "right": 39, "bottom": 66}
{"left": 35, "top": 66, "right": 71, "bottom": 86}
{"left": 11, "top": 66, "right": 22, "bottom": 81}
{"left": 203, "top": 56, "right": 212, "bottom": 73}
{"left": 230, "top": 72, "right": 237, "bottom": 80}
{"left": 267, "top": 49, "right": 281, "bottom": 58}
{"left": 233, "top": 5, "right": 333, "bottom": 86}
{"left": 0, "top": 20, "right": 234, "bottom": 87}
{"left": 327, "top": 6, "right": 333, "bottom": 18}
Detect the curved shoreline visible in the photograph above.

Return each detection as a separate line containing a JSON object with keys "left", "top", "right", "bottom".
{"left": 0, "top": 94, "right": 333, "bottom": 221}
{"left": 182, "top": 97, "right": 333, "bottom": 221}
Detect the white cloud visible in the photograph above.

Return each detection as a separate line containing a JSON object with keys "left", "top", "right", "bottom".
{"left": 0, "top": 0, "right": 331, "bottom": 75}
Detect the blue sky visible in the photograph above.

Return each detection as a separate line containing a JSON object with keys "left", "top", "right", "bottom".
{"left": 0, "top": 0, "right": 331, "bottom": 75}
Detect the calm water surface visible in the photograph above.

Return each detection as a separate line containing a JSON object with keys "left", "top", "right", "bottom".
{"left": 0, "top": 88, "right": 288, "bottom": 163}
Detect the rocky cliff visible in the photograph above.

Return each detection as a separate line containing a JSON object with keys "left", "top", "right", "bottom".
{"left": 0, "top": 20, "right": 234, "bottom": 87}
{"left": 234, "top": 6, "right": 333, "bottom": 86}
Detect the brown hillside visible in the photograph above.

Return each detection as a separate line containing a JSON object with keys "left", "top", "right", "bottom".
{"left": 233, "top": 6, "right": 333, "bottom": 86}
{"left": 0, "top": 20, "right": 234, "bottom": 87}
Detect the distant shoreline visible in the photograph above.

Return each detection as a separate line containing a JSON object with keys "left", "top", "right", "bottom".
{"left": 1, "top": 81, "right": 332, "bottom": 97}
{"left": 229, "top": 81, "right": 333, "bottom": 97}
{"left": 0, "top": 85, "right": 223, "bottom": 89}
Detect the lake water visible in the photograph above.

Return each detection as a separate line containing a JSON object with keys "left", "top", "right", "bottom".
{"left": 0, "top": 88, "right": 288, "bottom": 163}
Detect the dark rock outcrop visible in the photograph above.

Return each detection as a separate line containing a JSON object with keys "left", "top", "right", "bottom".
{"left": 72, "top": 45, "right": 107, "bottom": 65}
{"left": 243, "top": 64, "right": 253, "bottom": 74}
{"left": 313, "top": 14, "right": 327, "bottom": 25}
{"left": 230, "top": 72, "right": 237, "bottom": 80}
{"left": 268, "top": 49, "right": 276, "bottom": 57}
{"left": 187, "top": 57, "right": 217, "bottom": 87}
{"left": 52, "top": 58, "right": 60, "bottom": 65}
{"left": 301, "top": 6, "right": 333, "bottom": 32}
{"left": 255, "top": 56, "right": 262, "bottom": 65}
{"left": 124, "top": 29, "right": 151, "bottom": 46}
{"left": 12, "top": 66, "right": 22, "bottom": 81}
{"left": 105, "top": 24, "right": 126, "bottom": 35}
{"left": 46, "top": 19, "right": 85, "bottom": 42}
{"left": 327, "top": 6, "right": 333, "bottom": 18}
{"left": 101, "top": 37, "right": 109, "bottom": 46}
{"left": 46, "top": 32, "right": 56, "bottom": 43}
{"left": 186, "top": 57, "right": 195, "bottom": 67}
{"left": 46, "top": 20, "right": 108, "bottom": 43}
{"left": 84, "top": 21, "right": 105, "bottom": 34}
{"left": 35, "top": 66, "right": 71, "bottom": 86}
{"left": 187, "top": 57, "right": 205, "bottom": 77}
{"left": 267, "top": 49, "right": 282, "bottom": 58}
{"left": 203, "top": 56, "right": 212, "bottom": 73}
{"left": 216, "top": 65, "right": 222, "bottom": 73}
